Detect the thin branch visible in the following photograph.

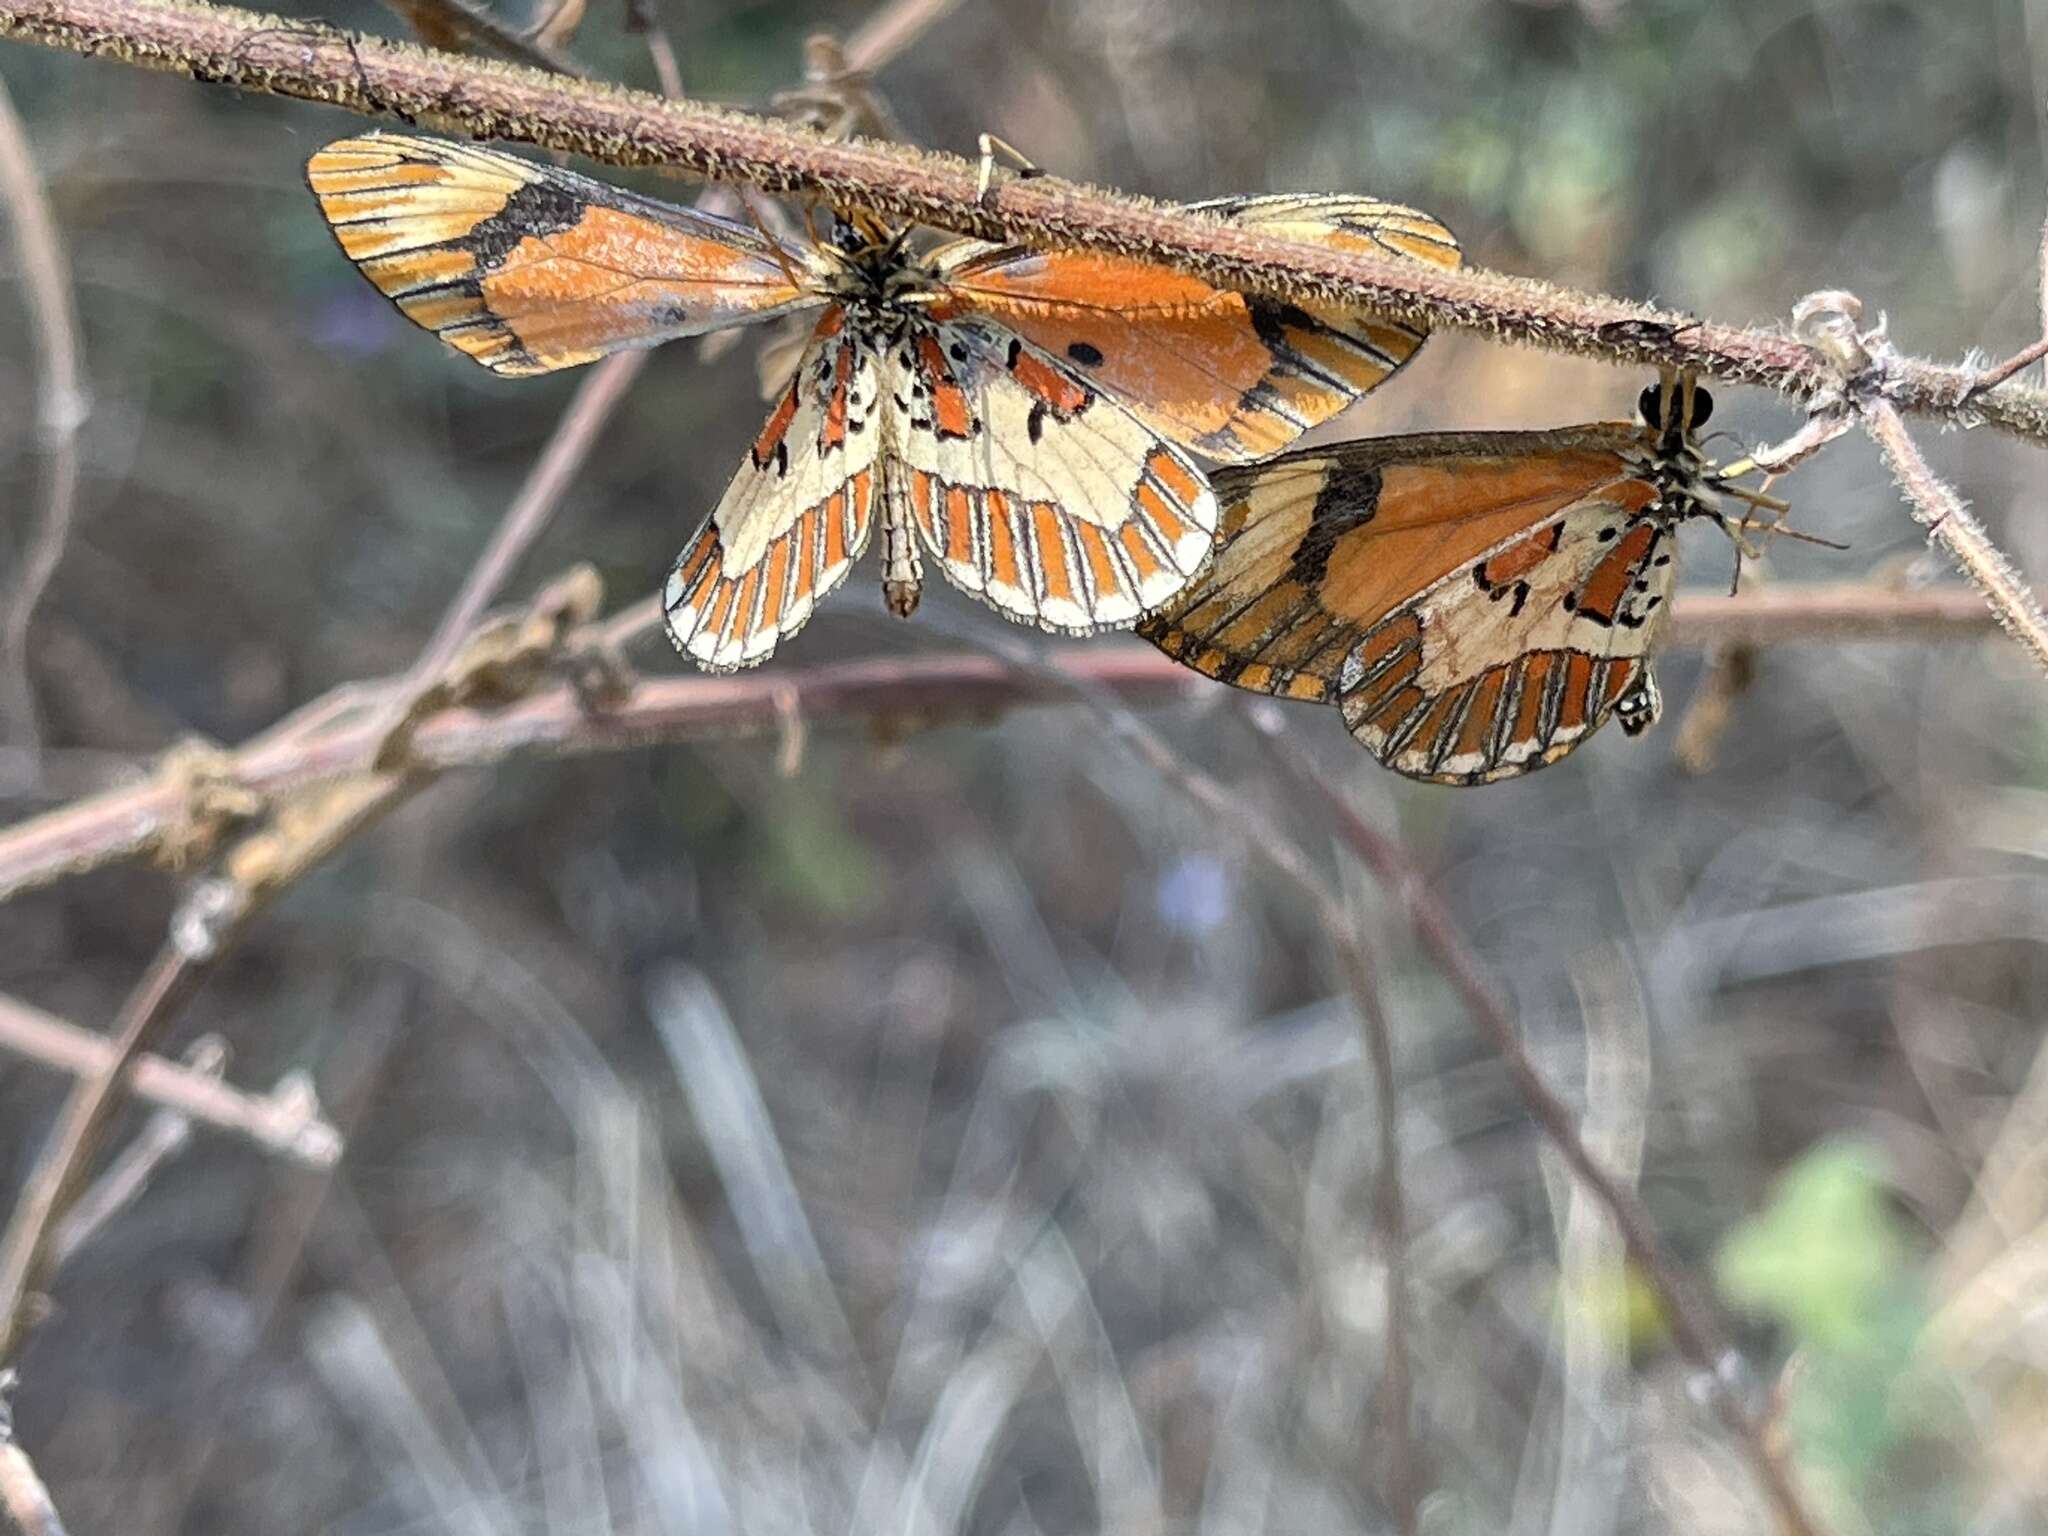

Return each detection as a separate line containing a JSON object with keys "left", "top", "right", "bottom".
{"left": 1269, "top": 757, "right": 1823, "bottom": 1536}
{"left": 0, "top": 583, "right": 1999, "bottom": 906}
{"left": 1329, "top": 931, "right": 1416, "bottom": 1534}
{"left": 618, "top": 0, "right": 679, "bottom": 99}
{"left": 3, "top": 0, "right": 2047, "bottom": 447}
{"left": 1968, "top": 334, "right": 2048, "bottom": 399}
{"left": 0, "top": 932, "right": 220, "bottom": 1363}
{"left": 0, "top": 991, "right": 341, "bottom": 1164}
{"left": 46, "top": 1038, "right": 220, "bottom": 1267}
{"left": 841, "top": 0, "right": 958, "bottom": 72}
{"left": 0, "top": 74, "right": 87, "bottom": 754}
{"left": 0, "top": 1433, "right": 68, "bottom": 1536}
{"left": 917, "top": 610, "right": 1818, "bottom": 1531}
{"left": 378, "top": 0, "right": 582, "bottom": 74}
{"left": 1964, "top": 211, "right": 2048, "bottom": 398}
{"left": 369, "top": 344, "right": 647, "bottom": 763}
{"left": 1861, "top": 399, "right": 2048, "bottom": 676}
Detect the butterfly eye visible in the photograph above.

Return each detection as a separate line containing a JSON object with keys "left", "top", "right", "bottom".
{"left": 1636, "top": 384, "right": 1662, "bottom": 427}
{"left": 1690, "top": 386, "right": 1714, "bottom": 428}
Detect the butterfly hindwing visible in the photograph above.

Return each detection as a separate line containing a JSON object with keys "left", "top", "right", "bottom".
{"left": 1336, "top": 488, "right": 1676, "bottom": 783}
{"left": 882, "top": 317, "right": 1218, "bottom": 631}
{"left": 926, "top": 194, "right": 1461, "bottom": 462}
{"left": 1140, "top": 425, "right": 1680, "bottom": 783}
{"left": 307, "top": 133, "right": 820, "bottom": 376}
{"left": 663, "top": 311, "right": 883, "bottom": 670}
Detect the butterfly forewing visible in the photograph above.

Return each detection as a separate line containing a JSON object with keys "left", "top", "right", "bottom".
{"left": 307, "top": 134, "right": 821, "bottom": 376}
{"left": 926, "top": 195, "right": 1461, "bottom": 462}
{"left": 664, "top": 311, "right": 883, "bottom": 670}
{"left": 1140, "top": 424, "right": 1684, "bottom": 783}
{"left": 884, "top": 318, "right": 1218, "bottom": 631}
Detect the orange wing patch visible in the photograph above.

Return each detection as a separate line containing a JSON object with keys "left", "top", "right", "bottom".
{"left": 929, "top": 194, "right": 1461, "bottom": 462}
{"left": 307, "top": 134, "right": 816, "bottom": 376}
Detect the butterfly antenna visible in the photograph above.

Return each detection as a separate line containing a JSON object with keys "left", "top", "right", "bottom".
{"left": 733, "top": 185, "right": 805, "bottom": 291}
{"left": 1744, "top": 520, "right": 1851, "bottom": 552}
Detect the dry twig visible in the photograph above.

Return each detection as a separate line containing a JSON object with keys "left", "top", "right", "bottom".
{"left": 0, "top": 583, "right": 1992, "bottom": 906}
{"left": 0, "top": 992, "right": 340, "bottom": 1164}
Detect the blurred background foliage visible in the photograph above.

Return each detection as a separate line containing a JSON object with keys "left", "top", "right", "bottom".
{"left": 2, "top": 0, "right": 2047, "bottom": 1531}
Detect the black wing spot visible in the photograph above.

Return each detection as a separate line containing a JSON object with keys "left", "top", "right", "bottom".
{"left": 1285, "top": 462, "right": 1382, "bottom": 587}
{"left": 1027, "top": 402, "right": 1047, "bottom": 445}
{"left": 1066, "top": 340, "right": 1105, "bottom": 366}
{"left": 1247, "top": 295, "right": 1322, "bottom": 350}
{"left": 466, "top": 180, "right": 586, "bottom": 268}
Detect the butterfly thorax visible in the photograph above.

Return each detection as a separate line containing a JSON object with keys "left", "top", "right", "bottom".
{"left": 804, "top": 229, "right": 948, "bottom": 328}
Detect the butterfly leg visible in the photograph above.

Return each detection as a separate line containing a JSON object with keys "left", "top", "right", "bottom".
{"left": 878, "top": 463, "right": 926, "bottom": 617}
{"left": 975, "top": 133, "right": 1046, "bottom": 207}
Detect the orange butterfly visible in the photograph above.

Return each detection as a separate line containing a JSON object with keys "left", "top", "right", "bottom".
{"left": 304, "top": 134, "right": 1462, "bottom": 670}
{"left": 1140, "top": 379, "right": 1786, "bottom": 784}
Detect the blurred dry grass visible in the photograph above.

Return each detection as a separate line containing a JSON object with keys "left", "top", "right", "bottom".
{"left": 3, "top": 0, "right": 2048, "bottom": 1531}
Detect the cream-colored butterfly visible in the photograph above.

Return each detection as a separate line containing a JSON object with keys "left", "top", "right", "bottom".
{"left": 305, "top": 133, "right": 1463, "bottom": 670}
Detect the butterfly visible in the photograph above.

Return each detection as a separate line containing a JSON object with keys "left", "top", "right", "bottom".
{"left": 1139, "top": 377, "right": 1790, "bottom": 784}
{"left": 304, "top": 133, "right": 1462, "bottom": 670}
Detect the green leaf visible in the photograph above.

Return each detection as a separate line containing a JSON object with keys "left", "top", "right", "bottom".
{"left": 1715, "top": 1140, "right": 1907, "bottom": 1354}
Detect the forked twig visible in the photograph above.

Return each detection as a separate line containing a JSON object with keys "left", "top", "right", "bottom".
{"left": 1783, "top": 290, "right": 2048, "bottom": 679}
{"left": 0, "top": 992, "right": 340, "bottom": 1164}
{"left": 0, "top": 769, "right": 406, "bottom": 1365}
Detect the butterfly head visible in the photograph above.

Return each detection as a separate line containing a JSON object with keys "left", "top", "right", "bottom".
{"left": 1633, "top": 373, "right": 1837, "bottom": 592}
{"left": 1635, "top": 376, "right": 1712, "bottom": 456}
{"left": 1630, "top": 374, "right": 1728, "bottom": 528}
